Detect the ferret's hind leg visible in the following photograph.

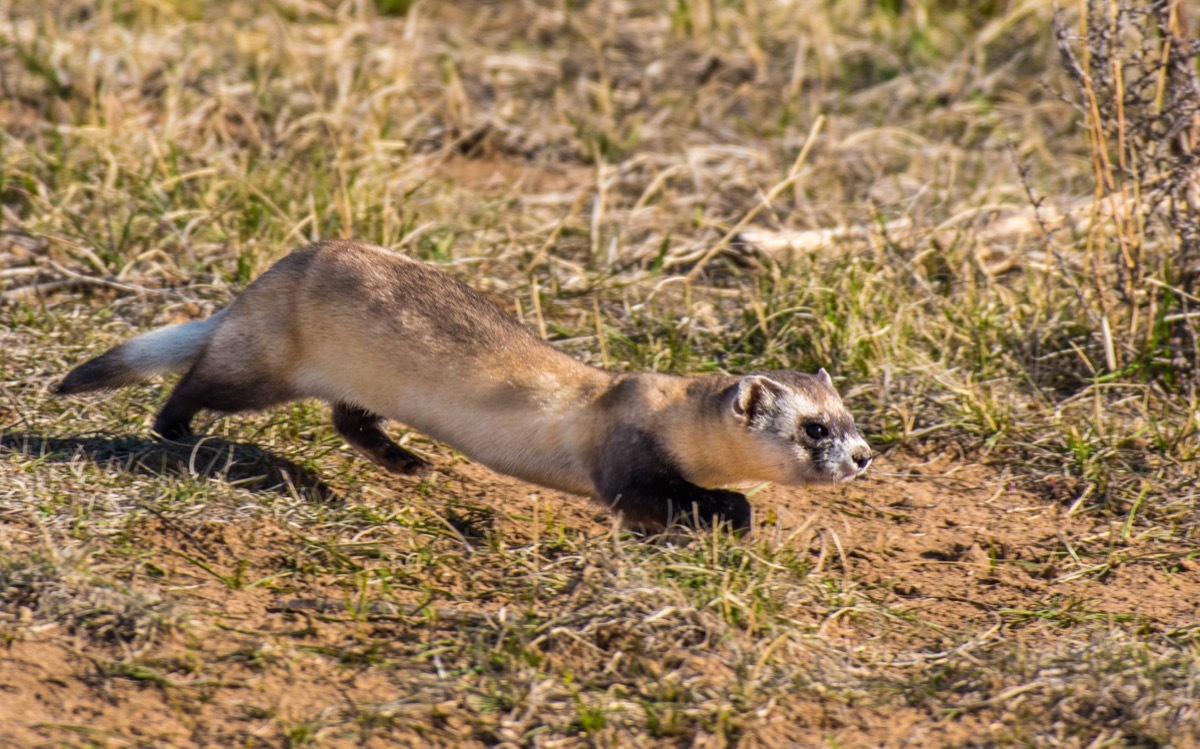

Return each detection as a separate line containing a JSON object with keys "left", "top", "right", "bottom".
{"left": 152, "top": 362, "right": 296, "bottom": 440}
{"left": 332, "top": 403, "right": 430, "bottom": 475}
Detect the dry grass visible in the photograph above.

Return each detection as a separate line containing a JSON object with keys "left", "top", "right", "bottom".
{"left": 2, "top": 0, "right": 1200, "bottom": 746}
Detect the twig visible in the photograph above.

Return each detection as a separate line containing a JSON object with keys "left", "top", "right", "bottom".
{"left": 681, "top": 115, "right": 825, "bottom": 282}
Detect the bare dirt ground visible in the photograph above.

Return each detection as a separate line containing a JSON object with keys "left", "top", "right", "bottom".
{"left": 2, "top": 440, "right": 1197, "bottom": 747}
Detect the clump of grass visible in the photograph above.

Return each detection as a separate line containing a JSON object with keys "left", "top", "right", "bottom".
{"left": 904, "top": 631, "right": 1200, "bottom": 746}
{"left": 0, "top": 540, "right": 180, "bottom": 649}
{"left": 1051, "top": 0, "right": 1200, "bottom": 382}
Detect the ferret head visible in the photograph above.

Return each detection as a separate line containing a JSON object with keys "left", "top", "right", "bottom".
{"left": 727, "top": 369, "right": 871, "bottom": 485}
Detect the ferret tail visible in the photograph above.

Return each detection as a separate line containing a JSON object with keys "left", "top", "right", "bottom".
{"left": 54, "top": 309, "right": 227, "bottom": 395}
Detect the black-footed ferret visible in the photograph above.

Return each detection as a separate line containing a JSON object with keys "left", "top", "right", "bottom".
{"left": 55, "top": 240, "right": 871, "bottom": 531}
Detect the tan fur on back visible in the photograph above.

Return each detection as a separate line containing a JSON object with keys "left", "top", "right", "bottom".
{"left": 205, "top": 241, "right": 611, "bottom": 493}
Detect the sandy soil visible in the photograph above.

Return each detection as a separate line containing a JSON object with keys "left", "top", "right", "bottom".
{"left": 2, "top": 446, "right": 1197, "bottom": 748}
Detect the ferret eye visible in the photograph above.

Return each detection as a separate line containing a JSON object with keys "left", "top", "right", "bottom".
{"left": 804, "top": 423, "right": 829, "bottom": 440}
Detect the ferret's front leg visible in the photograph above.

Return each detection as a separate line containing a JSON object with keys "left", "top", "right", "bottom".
{"left": 604, "top": 479, "right": 751, "bottom": 532}
{"left": 591, "top": 426, "right": 751, "bottom": 532}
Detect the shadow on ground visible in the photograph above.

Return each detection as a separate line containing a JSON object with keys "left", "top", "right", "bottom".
{"left": 0, "top": 432, "right": 335, "bottom": 501}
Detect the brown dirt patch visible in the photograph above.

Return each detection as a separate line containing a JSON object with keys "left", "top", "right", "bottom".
{"left": 3, "top": 449, "right": 1196, "bottom": 747}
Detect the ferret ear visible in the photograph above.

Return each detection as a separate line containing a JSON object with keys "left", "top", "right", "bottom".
{"left": 731, "top": 375, "right": 784, "bottom": 424}
{"left": 816, "top": 368, "right": 833, "bottom": 387}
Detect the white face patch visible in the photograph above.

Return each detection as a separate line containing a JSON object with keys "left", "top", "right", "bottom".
{"left": 734, "top": 372, "right": 872, "bottom": 485}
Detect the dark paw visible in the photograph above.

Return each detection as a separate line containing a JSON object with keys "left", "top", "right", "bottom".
{"left": 611, "top": 488, "right": 752, "bottom": 533}
{"left": 677, "top": 489, "right": 751, "bottom": 532}
{"left": 371, "top": 445, "right": 431, "bottom": 476}
{"left": 380, "top": 454, "right": 432, "bottom": 476}
{"left": 151, "top": 418, "right": 194, "bottom": 442}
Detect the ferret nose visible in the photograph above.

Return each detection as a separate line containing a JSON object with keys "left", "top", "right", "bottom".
{"left": 851, "top": 447, "right": 872, "bottom": 470}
